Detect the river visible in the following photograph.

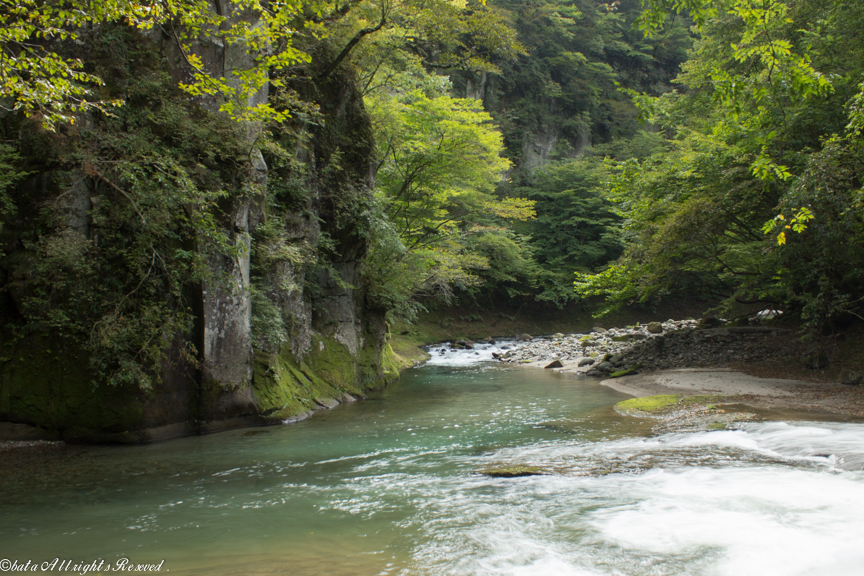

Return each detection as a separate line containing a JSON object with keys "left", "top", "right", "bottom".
{"left": 2, "top": 343, "right": 863, "bottom": 575}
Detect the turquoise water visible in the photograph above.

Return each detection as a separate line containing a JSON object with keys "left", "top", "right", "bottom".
{"left": 2, "top": 362, "right": 864, "bottom": 576}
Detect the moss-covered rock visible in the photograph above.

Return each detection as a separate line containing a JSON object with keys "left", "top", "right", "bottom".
{"left": 614, "top": 394, "right": 681, "bottom": 415}
{"left": 388, "top": 335, "right": 431, "bottom": 369}
{"left": 251, "top": 329, "right": 403, "bottom": 423}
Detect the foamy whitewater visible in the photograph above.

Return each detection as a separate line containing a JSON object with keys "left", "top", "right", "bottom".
{"left": 423, "top": 339, "right": 522, "bottom": 366}
{"left": 400, "top": 421, "right": 864, "bottom": 576}
{"left": 413, "top": 347, "right": 864, "bottom": 575}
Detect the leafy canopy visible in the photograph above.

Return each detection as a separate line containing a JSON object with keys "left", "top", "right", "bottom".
{"left": 0, "top": 0, "right": 310, "bottom": 128}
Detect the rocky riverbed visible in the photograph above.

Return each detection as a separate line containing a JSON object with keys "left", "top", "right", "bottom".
{"left": 497, "top": 319, "right": 862, "bottom": 380}
{"left": 489, "top": 319, "right": 864, "bottom": 417}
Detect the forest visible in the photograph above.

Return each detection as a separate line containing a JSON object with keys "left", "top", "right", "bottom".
{"left": 3, "top": 2, "right": 864, "bottom": 574}
{"left": 1, "top": 0, "right": 863, "bottom": 438}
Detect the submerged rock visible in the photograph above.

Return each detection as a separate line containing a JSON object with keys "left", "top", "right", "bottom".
{"left": 482, "top": 465, "right": 549, "bottom": 478}
{"left": 839, "top": 369, "right": 862, "bottom": 386}
{"left": 315, "top": 397, "right": 341, "bottom": 409}
{"left": 698, "top": 317, "right": 724, "bottom": 329}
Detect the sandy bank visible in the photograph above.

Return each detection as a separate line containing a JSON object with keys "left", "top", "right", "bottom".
{"left": 599, "top": 368, "right": 864, "bottom": 417}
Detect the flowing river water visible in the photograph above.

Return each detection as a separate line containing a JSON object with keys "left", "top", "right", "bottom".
{"left": 3, "top": 342, "right": 864, "bottom": 576}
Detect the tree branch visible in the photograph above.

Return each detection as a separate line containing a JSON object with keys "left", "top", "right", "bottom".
{"left": 315, "top": 7, "right": 388, "bottom": 80}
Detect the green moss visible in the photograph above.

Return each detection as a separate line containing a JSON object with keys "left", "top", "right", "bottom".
{"left": 389, "top": 335, "right": 431, "bottom": 369}
{"left": 251, "top": 351, "right": 311, "bottom": 418}
{"left": 252, "top": 330, "right": 403, "bottom": 421}
{"left": 609, "top": 369, "right": 638, "bottom": 378}
{"left": 357, "top": 337, "right": 399, "bottom": 391}
{"left": 252, "top": 345, "right": 358, "bottom": 420}
{"left": 304, "top": 335, "right": 357, "bottom": 390}
{"left": 379, "top": 342, "right": 402, "bottom": 384}
{"left": 614, "top": 394, "right": 681, "bottom": 415}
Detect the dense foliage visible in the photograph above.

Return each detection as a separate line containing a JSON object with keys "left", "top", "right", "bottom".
{"left": 1, "top": 28, "right": 250, "bottom": 387}
{"left": 5, "top": 0, "right": 863, "bottom": 389}
{"left": 577, "top": 0, "right": 864, "bottom": 333}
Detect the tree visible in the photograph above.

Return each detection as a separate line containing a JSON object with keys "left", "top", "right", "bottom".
{"left": 371, "top": 88, "right": 518, "bottom": 248}
{"left": 363, "top": 74, "right": 534, "bottom": 312}
{"left": 578, "top": 0, "right": 864, "bottom": 329}
{"left": 0, "top": 0, "right": 309, "bottom": 128}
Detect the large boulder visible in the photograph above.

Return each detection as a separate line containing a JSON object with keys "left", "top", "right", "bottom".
{"left": 698, "top": 317, "right": 724, "bottom": 329}
{"left": 804, "top": 351, "right": 830, "bottom": 370}
{"left": 646, "top": 322, "right": 663, "bottom": 334}
{"left": 840, "top": 369, "right": 862, "bottom": 386}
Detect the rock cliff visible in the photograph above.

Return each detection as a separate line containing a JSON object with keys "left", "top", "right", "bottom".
{"left": 0, "top": 15, "right": 399, "bottom": 442}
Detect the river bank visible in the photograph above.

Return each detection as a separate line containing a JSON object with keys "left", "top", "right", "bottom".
{"left": 494, "top": 320, "right": 864, "bottom": 417}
